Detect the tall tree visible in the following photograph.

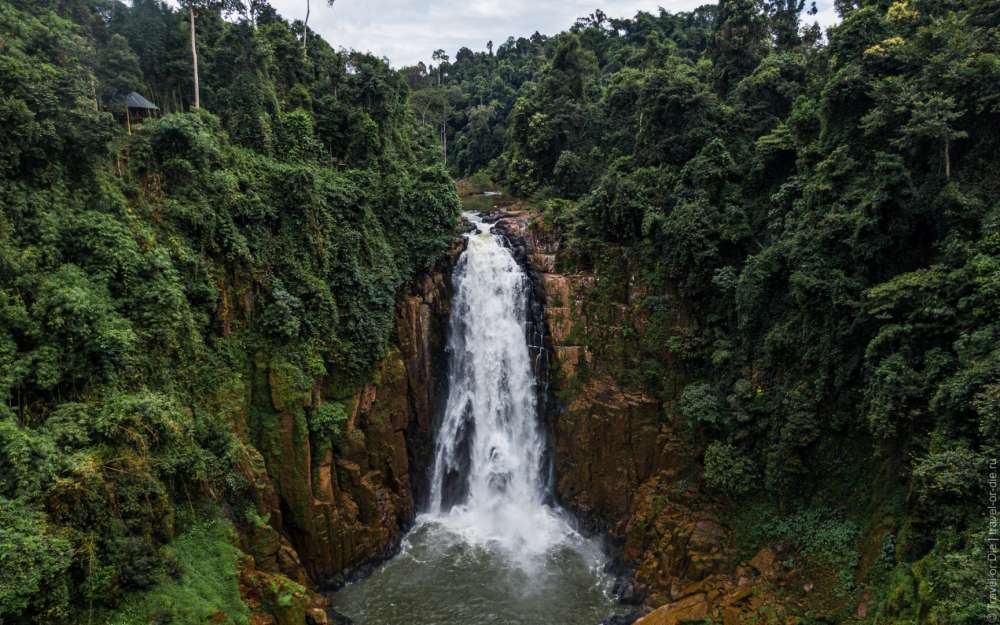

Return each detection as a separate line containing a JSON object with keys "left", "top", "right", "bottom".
{"left": 766, "top": 0, "right": 805, "bottom": 49}
{"left": 898, "top": 93, "right": 967, "bottom": 179}
{"left": 303, "top": 0, "right": 335, "bottom": 60}
{"left": 432, "top": 48, "right": 449, "bottom": 85}
{"left": 247, "top": 0, "right": 270, "bottom": 27}
{"left": 96, "top": 33, "right": 144, "bottom": 110}
{"left": 431, "top": 49, "right": 451, "bottom": 158}
{"left": 178, "top": 0, "right": 244, "bottom": 108}
{"left": 712, "top": 0, "right": 768, "bottom": 92}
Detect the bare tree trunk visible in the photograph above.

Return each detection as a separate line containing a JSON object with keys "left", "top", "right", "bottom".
{"left": 189, "top": 6, "right": 200, "bottom": 109}
{"left": 438, "top": 67, "right": 444, "bottom": 162}
{"left": 944, "top": 139, "right": 951, "bottom": 179}
{"left": 303, "top": 0, "right": 310, "bottom": 60}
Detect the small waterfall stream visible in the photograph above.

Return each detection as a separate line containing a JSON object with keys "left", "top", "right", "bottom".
{"left": 332, "top": 212, "right": 620, "bottom": 624}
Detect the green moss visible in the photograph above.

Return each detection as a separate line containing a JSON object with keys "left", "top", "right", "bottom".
{"left": 98, "top": 510, "right": 250, "bottom": 625}
{"left": 869, "top": 525, "right": 987, "bottom": 625}
{"left": 268, "top": 359, "right": 312, "bottom": 415}
{"left": 377, "top": 350, "right": 407, "bottom": 390}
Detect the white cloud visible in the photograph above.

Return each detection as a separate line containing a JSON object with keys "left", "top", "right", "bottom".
{"left": 265, "top": 1, "right": 840, "bottom": 67}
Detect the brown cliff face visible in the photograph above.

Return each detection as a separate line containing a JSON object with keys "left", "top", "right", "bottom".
{"left": 491, "top": 210, "right": 736, "bottom": 610}
{"left": 231, "top": 205, "right": 828, "bottom": 624}
{"left": 491, "top": 209, "right": 830, "bottom": 625}
{"left": 232, "top": 246, "right": 459, "bottom": 599}
{"left": 396, "top": 267, "right": 456, "bottom": 510}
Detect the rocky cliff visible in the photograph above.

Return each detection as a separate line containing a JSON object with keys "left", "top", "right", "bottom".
{"left": 493, "top": 209, "right": 823, "bottom": 625}
{"left": 235, "top": 206, "right": 827, "bottom": 625}
{"left": 228, "top": 247, "right": 460, "bottom": 624}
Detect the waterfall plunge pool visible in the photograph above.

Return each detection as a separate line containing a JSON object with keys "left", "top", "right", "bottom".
{"left": 331, "top": 212, "right": 624, "bottom": 625}
{"left": 330, "top": 514, "right": 622, "bottom": 625}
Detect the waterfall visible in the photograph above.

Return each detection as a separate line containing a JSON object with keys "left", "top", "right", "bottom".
{"left": 424, "top": 212, "right": 575, "bottom": 564}
{"left": 331, "top": 211, "right": 619, "bottom": 625}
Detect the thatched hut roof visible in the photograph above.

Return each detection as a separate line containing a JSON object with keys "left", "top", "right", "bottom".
{"left": 125, "top": 91, "right": 158, "bottom": 110}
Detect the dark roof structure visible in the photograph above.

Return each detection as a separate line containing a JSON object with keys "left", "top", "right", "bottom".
{"left": 125, "top": 91, "right": 158, "bottom": 110}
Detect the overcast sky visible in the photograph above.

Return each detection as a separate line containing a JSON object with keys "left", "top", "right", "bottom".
{"left": 264, "top": 1, "right": 840, "bottom": 68}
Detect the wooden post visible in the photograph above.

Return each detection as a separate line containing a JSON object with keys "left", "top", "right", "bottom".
{"left": 126, "top": 103, "right": 132, "bottom": 136}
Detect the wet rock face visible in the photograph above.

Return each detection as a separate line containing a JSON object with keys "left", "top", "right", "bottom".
{"left": 494, "top": 211, "right": 666, "bottom": 529}
{"left": 634, "top": 592, "right": 710, "bottom": 625}
{"left": 491, "top": 215, "right": 558, "bottom": 489}
{"left": 241, "top": 244, "right": 461, "bottom": 587}
{"left": 396, "top": 249, "right": 463, "bottom": 510}
{"left": 491, "top": 210, "right": 733, "bottom": 607}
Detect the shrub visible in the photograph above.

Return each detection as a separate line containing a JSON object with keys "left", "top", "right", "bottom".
{"left": 703, "top": 441, "right": 756, "bottom": 496}
{"left": 310, "top": 401, "right": 349, "bottom": 442}
{"left": 911, "top": 445, "right": 983, "bottom": 509}
{"left": 679, "top": 382, "right": 728, "bottom": 432}
{"left": 0, "top": 498, "right": 73, "bottom": 622}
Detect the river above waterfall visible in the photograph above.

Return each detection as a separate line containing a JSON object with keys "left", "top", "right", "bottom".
{"left": 330, "top": 212, "right": 622, "bottom": 624}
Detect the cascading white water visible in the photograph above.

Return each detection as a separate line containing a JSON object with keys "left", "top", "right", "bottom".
{"left": 424, "top": 213, "right": 579, "bottom": 565}
{"left": 331, "top": 210, "right": 622, "bottom": 624}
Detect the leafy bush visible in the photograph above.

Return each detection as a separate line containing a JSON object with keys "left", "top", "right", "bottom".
{"left": 703, "top": 441, "right": 756, "bottom": 496}
{"left": 911, "top": 446, "right": 983, "bottom": 511}
{"left": 0, "top": 498, "right": 73, "bottom": 622}
{"left": 678, "top": 382, "right": 728, "bottom": 432}
{"left": 310, "top": 402, "right": 349, "bottom": 442}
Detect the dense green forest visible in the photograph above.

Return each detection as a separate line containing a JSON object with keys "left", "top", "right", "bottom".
{"left": 0, "top": 0, "right": 457, "bottom": 622}
{"left": 411, "top": 0, "right": 998, "bottom": 623}
{"left": 1, "top": 0, "right": 997, "bottom": 623}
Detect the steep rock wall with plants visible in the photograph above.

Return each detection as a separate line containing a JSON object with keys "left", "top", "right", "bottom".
{"left": 0, "top": 2, "right": 461, "bottom": 624}
{"left": 493, "top": 208, "right": 882, "bottom": 625}
{"left": 242, "top": 252, "right": 458, "bottom": 586}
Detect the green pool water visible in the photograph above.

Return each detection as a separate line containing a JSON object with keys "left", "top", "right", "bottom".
{"left": 330, "top": 517, "right": 622, "bottom": 625}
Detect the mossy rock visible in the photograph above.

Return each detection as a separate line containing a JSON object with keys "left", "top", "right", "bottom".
{"left": 269, "top": 359, "right": 313, "bottom": 414}
{"left": 97, "top": 510, "right": 251, "bottom": 625}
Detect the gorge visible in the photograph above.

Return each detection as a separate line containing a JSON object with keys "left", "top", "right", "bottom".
{"left": 0, "top": 1, "right": 994, "bottom": 625}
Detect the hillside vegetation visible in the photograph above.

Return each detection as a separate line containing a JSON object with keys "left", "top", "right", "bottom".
{"left": 0, "top": 1, "right": 458, "bottom": 622}
{"left": 1, "top": 0, "right": 997, "bottom": 623}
